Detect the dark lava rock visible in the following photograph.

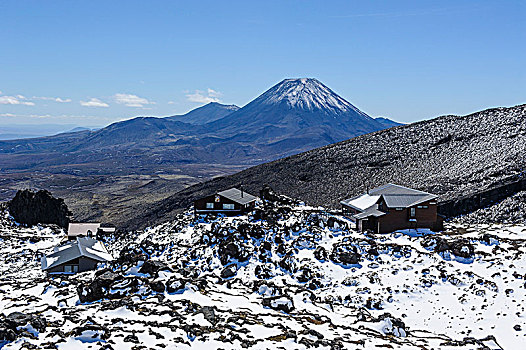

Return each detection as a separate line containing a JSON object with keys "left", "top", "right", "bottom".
{"left": 314, "top": 246, "right": 327, "bottom": 261}
{"left": 123, "top": 334, "right": 139, "bottom": 343}
{"left": 220, "top": 264, "right": 238, "bottom": 279}
{"left": 0, "top": 312, "right": 46, "bottom": 342}
{"left": 78, "top": 271, "right": 123, "bottom": 303}
{"left": 422, "top": 237, "right": 474, "bottom": 258}
{"left": 449, "top": 239, "right": 475, "bottom": 258}
{"left": 5, "top": 312, "right": 46, "bottom": 333}
{"left": 376, "top": 313, "right": 406, "bottom": 336}
{"left": 165, "top": 277, "right": 187, "bottom": 294}
{"left": 279, "top": 255, "right": 297, "bottom": 273}
{"left": 200, "top": 306, "right": 218, "bottom": 325}
{"left": 262, "top": 296, "right": 295, "bottom": 313}
{"left": 149, "top": 281, "right": 165, "bottom": 293}
{"left": 73, "top": 324, "right": 110, "bottom": 340}
{"left": 0, "top": 324, "right": 17, "bottom": 341}
{"left": 139, "top": 260, "right": 171, "bottom": 277}
{"left": 255, "top": 264, "right": 274, "bottom": 279}
{"left": 327, "top": 217, "right": 347, "bottom": 230}
{"left": 8, "top": 189, "right": 71, "bottom": 228}
{"left": 218, "top": 238, "right": 251, "bottom": 265}
{"left": 330, "top": 244, "right": 361, "bottom": 265}
{"left": 514, "top": 324, "right": 522, "bottom": 331}
{"left": 117, "top": 247, "right": 147, "bottom": 266}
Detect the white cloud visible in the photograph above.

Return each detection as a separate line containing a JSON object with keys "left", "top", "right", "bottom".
{"left": 113, "top": 93, "right": 154, "bottom": 108}
{"left": 80, "top": 98, "right": 109, "bottom": 107}
{"left": 167, "top": 101, "right": 176, "bottom": 105}
{"left": 207, "top": 88, "right": 222, "bottom": 98}
{"left": 0, "top": 95, "right": 35, "bottom": 106}
{"left": 0, "top": 113, "right": 16, "bottom": 117}
{"left": 186, "top": 88, "right": 222, "bottom": 104}
{"left": 33, "top": 96, "right": 72, "bottom": 103}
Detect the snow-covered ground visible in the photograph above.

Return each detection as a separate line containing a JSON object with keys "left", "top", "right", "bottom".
{"left": 0, "top": 203, "right": 525, "bottom": 349}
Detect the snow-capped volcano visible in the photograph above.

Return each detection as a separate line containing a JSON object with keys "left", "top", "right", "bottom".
{"left": 206, "top": 78, "right": 385, "bottom": 153}
{"left": 255, "top": 78, "right": 367, "bottom": 116}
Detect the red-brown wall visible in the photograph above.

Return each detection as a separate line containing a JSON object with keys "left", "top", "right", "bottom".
{"left": 377, "top": 200, "right": 439, "bottom": 233}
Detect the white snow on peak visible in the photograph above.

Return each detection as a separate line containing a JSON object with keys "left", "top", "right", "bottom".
{"left": 256, "top": 78, "right": 365, "bottom": 115}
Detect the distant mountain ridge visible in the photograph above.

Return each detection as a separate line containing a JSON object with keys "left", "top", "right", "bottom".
{"left": 166, "top": 102, "right": 240, "bottom": 125}
{"left": 0, "top": 78, "right": 393, "bottom": 171}
{"left": 374, "top": 117, "right": 404, "bottom": 129}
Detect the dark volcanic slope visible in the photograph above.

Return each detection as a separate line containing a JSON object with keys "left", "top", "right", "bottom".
{"left": 129, "top": 104, "right": 526, "bottom": 229}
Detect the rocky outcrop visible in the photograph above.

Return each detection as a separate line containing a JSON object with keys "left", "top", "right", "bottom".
{"left": 0, "top": 312, "right": 46, "bottom": 342}
{"left": 8, "top": 189, "right": 71, "bottom": 228}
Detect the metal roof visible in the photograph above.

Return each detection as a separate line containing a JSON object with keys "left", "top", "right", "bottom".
{"left": 369, "top": 183, "right": 436, "bottom": 197}
{"left": 342, "top": 183, "right": 438, "bottom": 215}
{"left": 372, "top": 184, "right": 437, "bottom": 208}
{"left": 353, "top": 205, "right": 387, "bottom": 219}
{"left": 217, "top": 188, "right": 257, "bottom": 205}
{"left": 41, "top": 237, "right": 113, "bottom": 271}
{"left": 68, "top": 223, "right": 100, "bottom": 237}
{"left": 381, "top": 193, "right": 436, "bottom": 208}
{"left": 340, "top": 194, "right": 381, "bottom": 211}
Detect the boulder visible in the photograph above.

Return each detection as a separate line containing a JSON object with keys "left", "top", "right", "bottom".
{"left": 149, "top": 281, "right": 165, "bottom": 293}
{"left": 165, "top": 277, "right": 187, "bottom": 294}
{"left": 77, "top": 271, "right": 123, "bottom": 303}
{"left": 139, "top": 260, "right": 171, "bottom": 277}
{"left": 330, "top": 244, "right": 361, "bottom": 266}
{"left": 220, "top": 264, "right": 238, "bottom": 279}
{"left": 5, "top": 312, "right": 46, "bottom": 333}
{"left": 8, "top": 189, "right": 71, "bottom": 228}
{"left": 262, "top": 296, "right": 295, "bottom": 313}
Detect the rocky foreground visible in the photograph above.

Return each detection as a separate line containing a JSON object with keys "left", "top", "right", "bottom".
{"left": 0, "top": 199, "right": 525, "bottom": 349}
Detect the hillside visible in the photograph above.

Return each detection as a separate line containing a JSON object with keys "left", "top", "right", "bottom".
{"left": 0, "top": 200, "right": 522, "bottom": 349}
{"left": 129, "top": 104, "right": 526, "bottom": 230}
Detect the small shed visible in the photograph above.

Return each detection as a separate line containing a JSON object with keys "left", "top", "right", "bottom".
{"left": 194, "top": 187, "right": 257, "bottom": 216}
{"left": 41, "top": 237, "right": 113, "bottom": 274}
{"left": 67, "top": 223, "right": 115, "bottom": 240}
{"left": 341, "top": 183, "right": 443, "bottom": 234}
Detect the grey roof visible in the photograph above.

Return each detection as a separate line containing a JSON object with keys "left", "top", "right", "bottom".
{"left": 68, "top": 223, "right": 115, "bottom": 237}
{"left": 217, "top": 188, "right": 257, "bottom": 205}
{"left": 371, "top": 184, "right": 437, "bottom": 208}
{"left": 342, "top": 183, "right": 438, "bottom": 216}
{"left": 340, "top": 194, "right": 381, "bottom": 211}
{"left": 353, "top": 205, "right": 387, "bottom": 219}
{"left": 369, "top": 183, "right": 436, "bottom": 197}
{"left": 41, "top": 237, "right": 113, "bottom": 271}
{"left": 68, "top": 223, "right": 100, "bottom": 237}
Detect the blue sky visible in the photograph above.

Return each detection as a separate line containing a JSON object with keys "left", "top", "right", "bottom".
{"left": 0, "top": 0, "right": 524, "bottom": 127}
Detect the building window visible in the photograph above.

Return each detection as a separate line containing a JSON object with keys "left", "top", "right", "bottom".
{"left": 206, "top": 203, "right": 214, "bottom": 209}
{"left": 417, "top": 205, "right": 428, "bottom": 209}
{"left": 395, "top": 207, "right": 403, "bottom": 211}
{"left": 410, "top": 207, "right": 416, "bottom": 217}
{"left": 64, "top": 265, "right": 79, "bottom": 273}
{"left": 223, "top": 203, "right": 235, "bottom": 210}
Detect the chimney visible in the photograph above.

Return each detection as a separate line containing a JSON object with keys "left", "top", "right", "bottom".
{"left": 363, "top": 180, "right": 369, "bottom": 195}
{"left": 240, "top": 185, "right": 244, "bottom": 198}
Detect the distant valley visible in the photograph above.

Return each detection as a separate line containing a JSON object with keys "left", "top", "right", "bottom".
{"left": 0, "top": 78, "right": 400, "bottom": 225}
